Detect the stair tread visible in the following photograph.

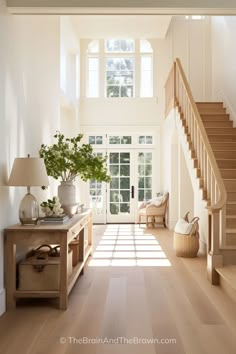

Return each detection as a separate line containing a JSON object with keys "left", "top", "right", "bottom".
{"left": 227, "top": 201, "right": 236, "bottom": 204}
{"left": 208, "top": 133, "right": 236, "bottom": 135}
{"left": 196, "top": 102, "right": 223, "bottom": 104}
{"left": 216, "top": 265, "right": 236, "bottom": 292}
{"left": 226, "top": 215, "right": 236, "bottom": 219}
{"left": 214, "top": 150, "right": 236, "bottom": 152}
{"left": 226, "top": 229, "right": 236, "bottom": 233}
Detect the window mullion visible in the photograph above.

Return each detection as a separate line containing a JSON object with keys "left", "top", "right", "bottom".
{"left": 100, "top": 39, "right": 105, "bottom": 98}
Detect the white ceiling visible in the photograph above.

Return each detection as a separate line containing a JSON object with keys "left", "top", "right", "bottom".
{"left": 70, "top": 15, "right": 172, "bottom": 39}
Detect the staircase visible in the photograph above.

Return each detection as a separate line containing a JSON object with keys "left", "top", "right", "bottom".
{"left": 165, "top": 59, "right": 236, "bottom": 301}
{"left": 197, "top": 102, "right": 236, "bottom": 301}
{"left": 197, "top": 102, "right": 236, "bottom": 247}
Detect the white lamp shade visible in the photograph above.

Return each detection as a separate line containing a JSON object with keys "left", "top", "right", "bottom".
{"left": 8, "top": 157, "right": 49, "bottom": 187}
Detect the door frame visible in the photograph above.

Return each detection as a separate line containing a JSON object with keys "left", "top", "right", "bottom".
{"left": 82, "top": 129, "right": 160, "bottom": 223}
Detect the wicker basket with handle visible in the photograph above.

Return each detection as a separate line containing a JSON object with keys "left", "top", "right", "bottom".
{"left": 174, "top": 214, "right": 200, "bottom": 258}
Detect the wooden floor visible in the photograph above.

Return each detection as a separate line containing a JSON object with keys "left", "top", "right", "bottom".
{"left": 1, "top": 224, "right": 236, "bottom": 354}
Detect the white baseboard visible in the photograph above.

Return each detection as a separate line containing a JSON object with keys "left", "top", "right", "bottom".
{"left": 168, "top": 219, "right": 178, "bottom": 231}
{"left": 199, "top": 239, "right": 207, "bottom": 255}
{"left": 0, "top": 288, "right": 6, "bottom": 317}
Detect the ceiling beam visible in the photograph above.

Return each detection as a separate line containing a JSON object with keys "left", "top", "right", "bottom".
{"left": 7, "top": 7, "right": 236, "bottom": 16}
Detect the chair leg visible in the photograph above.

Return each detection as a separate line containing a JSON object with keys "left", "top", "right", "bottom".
{"left": 152, "top": 217, "right": 155, "bottom": 227}
{"left": 163, "top": 217, "right": 166, "bottom": 228}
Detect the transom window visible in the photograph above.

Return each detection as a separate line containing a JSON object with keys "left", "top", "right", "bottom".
{"left": 109, "top": 135, "right": 132, "bottom": 145}
{"left": 139, "top": 135, "right": 153, "bottom": 145}
{"left": 89, "top": 135, "right": 103, "bottom": 145}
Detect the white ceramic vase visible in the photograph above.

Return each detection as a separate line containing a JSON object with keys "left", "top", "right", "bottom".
{"left": 58, "top": 181, "right": 77, "bottom": 217}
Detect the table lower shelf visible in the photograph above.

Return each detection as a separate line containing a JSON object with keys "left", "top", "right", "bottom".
{"left": 13, "top": 244, "right": 93, "bottom": 300}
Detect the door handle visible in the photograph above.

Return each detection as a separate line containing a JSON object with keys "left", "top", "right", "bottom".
{"left": 131, "top": 186, "right": 135, "bottom": 199}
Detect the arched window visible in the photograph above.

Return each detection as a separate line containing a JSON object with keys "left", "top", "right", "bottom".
{"left": 86, "top": 39, "right": 153, "bottom": 98}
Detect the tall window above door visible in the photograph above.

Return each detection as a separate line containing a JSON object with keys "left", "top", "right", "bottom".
{"left": 86, "top": 39, "right": 153, "bottom": 98}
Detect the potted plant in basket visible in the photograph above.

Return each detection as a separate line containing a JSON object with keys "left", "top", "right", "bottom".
{"left": 39, "top": 132, "right": 111, "bottom": 215}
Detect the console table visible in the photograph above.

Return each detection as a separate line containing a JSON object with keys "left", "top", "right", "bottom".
{"left": 4, "top": 209, "right": 93, "bottom": 310}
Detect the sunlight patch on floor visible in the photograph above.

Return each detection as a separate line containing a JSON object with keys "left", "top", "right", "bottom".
{"left": 88, "top": 224, "right": 171, "bottom": 267}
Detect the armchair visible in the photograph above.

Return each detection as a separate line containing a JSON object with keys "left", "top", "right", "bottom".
{"left": 138, "top": 193, "right": 169, "bottom": 228}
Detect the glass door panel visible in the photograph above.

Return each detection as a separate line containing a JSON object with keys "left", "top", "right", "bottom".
{"left": 87, "top": 151, "right": 106, "bottom": 223}
{"left": 107, "top": 150, "right": 135, "bottom": 223}
{"left": 137, "top": 151, "right": 153, "bottom": 204}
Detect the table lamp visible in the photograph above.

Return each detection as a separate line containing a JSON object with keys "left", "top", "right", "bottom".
{"left": 8, "top": 155, "right": 49, "bottom": 225}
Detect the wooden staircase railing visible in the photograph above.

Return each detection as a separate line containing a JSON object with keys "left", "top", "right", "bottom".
{"left": 165, "top": 59, "right": 227, "bottom": 284}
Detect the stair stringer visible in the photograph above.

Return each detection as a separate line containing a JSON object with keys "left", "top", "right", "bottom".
{"left": 175, "top": 107, "right": 208, "bottom": 254}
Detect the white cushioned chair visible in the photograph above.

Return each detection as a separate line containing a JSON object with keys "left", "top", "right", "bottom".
{"left": 138, "top": 193, "right": 169, "bottom": 228}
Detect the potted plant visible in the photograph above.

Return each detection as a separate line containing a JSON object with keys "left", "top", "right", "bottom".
{"left": 39, "top": 132, "right": 110, "bottom": 214}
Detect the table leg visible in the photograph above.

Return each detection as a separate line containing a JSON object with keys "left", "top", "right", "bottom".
{"left": 79, "top": 229, "right": 85, "bottom": 275}
{"left": 88, "top": 217, "right": 93, "bottom": 255}
{"left": 59, "top": 234, "right": 68, "bottom": 310}
{"left": 6, "top": 236, "right": 16, "bottom": 310}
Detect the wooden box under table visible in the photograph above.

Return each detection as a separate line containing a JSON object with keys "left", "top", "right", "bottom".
{"left": 19, "top": 249, "right": 73, "bottom": 291}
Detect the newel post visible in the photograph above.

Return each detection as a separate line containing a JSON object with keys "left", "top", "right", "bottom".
{"left": 207, "top": 210, "right": 223, "bottom": 285}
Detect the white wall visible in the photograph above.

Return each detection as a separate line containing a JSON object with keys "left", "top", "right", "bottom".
{"left": 163, "top": 109, "right": 207, "bottom": 252}
{"left": 211, "top": 16, "right": 236, "bottom": 122}
{"left": 60, "top": 16, "right": 80, "bottom": 137}
{"left": 0, "top": 2, "right": 61, "bottom": 315}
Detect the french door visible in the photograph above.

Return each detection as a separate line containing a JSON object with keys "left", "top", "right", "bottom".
{"left": 85, "top": 132, "right": 158, "bottom": 223}
{"left": 87, "top": 149, "right": 155, "bottom": 223}
{"left": 107, "top": 150, "right": 135, "bottom": 223}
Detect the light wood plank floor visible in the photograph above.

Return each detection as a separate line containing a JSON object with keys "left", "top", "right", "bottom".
{"left": 1, "top": 224, "right": 236, "bottom": 354}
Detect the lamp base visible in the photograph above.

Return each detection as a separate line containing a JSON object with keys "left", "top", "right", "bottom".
{"left": 19, "top": 192, "right": 39, "bottom": 225}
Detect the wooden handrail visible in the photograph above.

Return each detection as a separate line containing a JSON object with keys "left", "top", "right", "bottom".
{"left": 165, "top": 58, "right": 227, "bottom": 257}
{"left": 175, "top": 58, "right": 227, "bottom": 212}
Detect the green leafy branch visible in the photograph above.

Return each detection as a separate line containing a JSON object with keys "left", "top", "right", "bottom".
{"left": 39, "top": 132, "right": 111, "bottom": 183}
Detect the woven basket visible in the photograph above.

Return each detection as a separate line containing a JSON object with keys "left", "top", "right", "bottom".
{"left": 173, "top": 232, "right": 199, "bottom": 258}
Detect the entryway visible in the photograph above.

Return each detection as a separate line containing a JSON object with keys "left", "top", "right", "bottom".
{"left": 83, "top": 132, "right": 159, "bottom": 223}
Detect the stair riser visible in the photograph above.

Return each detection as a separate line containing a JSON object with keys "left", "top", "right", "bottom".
{"left": 208, "top": 135, "right": 236, "bottom": 142}
{"left": 225, "top": 234, "right": 236, "bottom": 246}
{"left": 226, "top": 204, "right": 236, "bottom": 215}
{"left": 198, "top": 108, "right": 226, "bottom": 114}
{"left": 219, "top": 273, "right": 236, "bottom": 303}
{"left": 224, "top": 180, "right": 236, "bottom": 192}
{"left": 220, "top": 170, "right": 236, "bottom": 179}
{"left": 217, "top": 160, "right": 236, "bottom": 168}
{"left": 227, "top": 192, "right": 236, "bottom": 202}
{"left": 203, "top": 121, "right": 233, "bottom": 128}
{"left": 211, "top": 142, "right": 236, "bottom": 150}
{"left": 226, "top": 219, "right": 236, "bottom": 228}
{"left": 214, "top": 151, "right": 236, "bottom": 159}
{"left": 206, "top": 128, "right": 236, "bottom": 135}
{"left": 201, "top": 115, "right": 230, "bottom": 121}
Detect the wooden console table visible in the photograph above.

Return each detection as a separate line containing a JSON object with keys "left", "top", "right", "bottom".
{"left": 4, "top": 209, "right": 93, "bottom": 310}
